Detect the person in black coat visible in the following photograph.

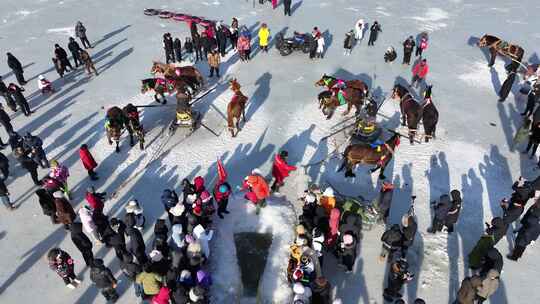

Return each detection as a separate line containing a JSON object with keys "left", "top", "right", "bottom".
{"left": 380, "top": 224, "right": 404, "bottom": 261}
{"left": 0, "top": 104, "right": 14, "bottom": 135}
{"left": 67, "top": 37, "right": 82, "bottom": 68}
{"left": 485, "top": 217, "right": 507, "bottom": 245}
{"left": 283, "top": 0, "right": 292, "bottom": 16}
{"left": 501, "top": 194, "right": 526, "bottom": 226}
{"left": 367, "top": 21, "right": 382, "bottom": 46}
{"left": 400, "top": 214, "right": 417, "bottom": 257}
{"left": 311, "top": 276, "right": 331, "bottom": 304}
{"left": 8, "top": 131, "right": 24, "bottom": 152}
{"left": 163, "top": 33, "right": 175, "bottom": 63}
{"left": 402, "top": 36, "right": 415, "bottom": 65}
{"left": 507, "top": 203, "right": 540, "bottom": 261}
{"left": 35, "top": 189, "right": 57, "bottom": 223}
{"left": 90, "top": 259, "right": 119, "bottom": 302}
{"left": 498, "top": 70, "right": 517, "bottom": 102}
{"left": 193, "top": 34, "right": 203, "bottom": 62}
{"left": 6, "top": 53, "right": 26, "bottom": 85}
{"left": 0, "top": 179, "right": 15, "bottom": 210}
{"left": 54, "top": 44, "right": 73, "bottom": 71}
{"left": 23, "top": 132, "right": 49, "bottom": 168}
{"left": 216, "top": 24, "right": 228, "bottom": 57}
{"left": 109, "top": 217, "right": 129, "bottom": 259}
{"left": 525, "top": 121, "right": 540, "bottom": 157}
{"left": 7, "top": 83, "right": 31, "bottom": 116}
{"left": 0, "top": 77, "right": 17, "bottom": 111}
{"left": 521, "top": 89, "right": 537, "bottom": 116}
{"left": 120, "top": 253, "right": 142, "bottom": 281}
{"left": 445, "top": 190, "right": 462, "bottom": 233}
{"left": 126, "top": 226, "right": 148, "bottom": 265}
{"left": 377, "top": 182, "right": 394, "bottom": 224}
{"left": 480, "top": 247, "right": 503, "bottom": 276}
{"left": 14, "top": 146, "right": 40, "bottom": 185}
{"left": 428, "top": 194, "right": 452, "bottom": 233}
{"left": 70, "top": 222, "right": 94, "bottom": 266}
{"left": 173, "top": 38, "right": 182, "bottom": 62}
{"left": 181, "top": 178, "right": 196, "bottom": 204}
{"left": 0, "top": 152, "right": 9, "bottom": 180}
{"left": 383, "top": 258, "right": 413, "bottom": 302}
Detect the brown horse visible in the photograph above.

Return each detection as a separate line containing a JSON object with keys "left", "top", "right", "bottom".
{"left": 141, "top": 78, "right": 193, "bottom": 104}
{"left": 477, "top": 34, "right": 524, "bottom": 71}
{"left": 315, "top": 74, "right": 369, "bottom": 117}
{"left": 227, "top": 79, "right": 248, "bottom": 137}
{"left": 105, "top": 107, "right": 127, "bottom": 153}
{"left": 391, "top": 84, "right": 421, "bottom": 144}
{"left": 419, "top": 85, "right": 439, "bottom": 143}
{"left": 151, "top": 61, "right": 205, "bottom": 88}
{"left": 338, "top": 133, "right": 400, "bottom": 180}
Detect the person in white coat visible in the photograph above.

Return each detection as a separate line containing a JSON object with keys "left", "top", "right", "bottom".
{"left": 316, "top": 36, "right": 325, "bottom": 58}
{"left": 193, "top": 224, "right": 214, "bottom": 259}
{"left": 354, "top": 19, "right": 365, "bottom": 41}
{"left": 78, "top": 206, "right": 101, "bottom": 243}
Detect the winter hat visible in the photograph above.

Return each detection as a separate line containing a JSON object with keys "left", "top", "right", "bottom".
{"left": 193, "top": 205, "right": 202, "bottom": 216}
{"left": 305, "top": 193, "right": 316, "bottom": 204}
{"left": 251, "top": 168, "right": 263, "bottom": 176}
{"left": 293, "top": 282, "right": 305, "bottom": 294}
{"left": 149, "top": 249, "right": 163, "bottom": 262}
{"left": 414, "top": 299, "right": 426, "bottom": 304}
{"left": 169, "top": 203, "right": 185, "bottom": 217}
{"left": 92, "top": 258, "right": 104, "bottom": 267}
{"left": 189, "top": 286, "right": 205, "bottom": 301}
{"left": 323, "top": 187, "right": 334, "bottom": 197}
{"left": 401, "top": 214, "right": 411, "bottom": 228}
{"left": 53, "top": 191, "right": 64, "bottom": 199}
{"left": 218, "top": 184, "right": 228, "bottom": 193}
{"left": 343, "top": 234, "right": 354, "bottom": 245}
{"left": 125, "top": 200, "right": 143, "bottom": 214}
{"left": 186, "top": 193, "right": 197, "bottom": 204}
{"left": 50, "top": 159, "right": 59, "bottom": 167}
{"left": 38, "top": 75, "right": 45, "bottom": 80}
{"left": 279, "top": 150, "right": 289, "bottom": 158}
{"left": 315, "top": 277, "right": 328, "bottom": 287}
{"left": 185, "top": 234, "right": 195, "bottom": 244}
{"left": 292, "top": 268, "right": 304, "bottom": 281}
{"left": 180, "top": 270, "right": 192, "bottom": 282}
{"left": 295, "top": 225, "right": 306, "bottom": 236}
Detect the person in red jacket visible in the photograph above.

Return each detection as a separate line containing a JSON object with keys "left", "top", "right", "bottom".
{"left": 271, "top": 150, "right": 297, "bottom": 192}
{"left": 85, "top": 186, "right": 106, "bottom": 214}
{"left": 214, "top": 182, "right": 231, "bottom": 219}
{"left": 79, "top": 144, "right": 98, "bottom": 180}
{"left": 411, "top": 59, "right": 429, "bottom": 88}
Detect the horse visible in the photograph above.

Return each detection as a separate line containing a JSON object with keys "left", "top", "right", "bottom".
{"left": 338, "top": 133, "right": 400, "bottom": 180}
{"left": 150, "top": 61, "right": 205, "bottom": 88}
{"left": 105, "top": 107, "right": 127, "bottom": 153}
{"left": 477, "top": 34, "right": 524, "bottom": 71}
{"left": 141, "top": 78, "right": 192, "bottom": 104}
{"left": 315, "top": 74, "right": 369, "bottom": 118}
{"left": 391, "top": 84, "right": 421, "bottom": 144}
{"left": 419, "top": 85, "right": 439, "bottom": 143}
{"left": 123, "top": 104, "right": 145, "bottom": 150}
{"left": 227, "top": 79, "right": 248, "bottom": 137}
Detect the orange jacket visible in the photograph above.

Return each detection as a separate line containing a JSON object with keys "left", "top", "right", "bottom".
{"left": 243, "top": 175, "right": 270, "bottom": 200}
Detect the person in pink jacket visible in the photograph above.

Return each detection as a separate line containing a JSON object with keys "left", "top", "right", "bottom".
{"left": 271, "top": 150, "right": 297, "bottom": 192}
{"left": 411, "top": 59, "right": 429, "bottom": 88}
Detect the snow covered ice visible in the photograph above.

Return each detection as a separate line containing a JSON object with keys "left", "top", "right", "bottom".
{"left": 0, "top": 0, "right": 539, "bottom": 303}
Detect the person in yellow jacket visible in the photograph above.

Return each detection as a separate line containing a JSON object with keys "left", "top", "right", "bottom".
{"left": 258, "top": 23, "right": 270, "bottom": 53}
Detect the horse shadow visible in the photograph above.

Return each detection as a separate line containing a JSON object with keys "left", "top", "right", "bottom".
{"left": 92, "top": 24, "right": 132, "bottom": 49}
{"left": 246, "top": 72, "right": 272, "bottom": 121}
{"left": 281, "top": 124, "right": 317, "bottom": 167}
{"left": 97, "top": 47, "right": 134, "bottom": 75}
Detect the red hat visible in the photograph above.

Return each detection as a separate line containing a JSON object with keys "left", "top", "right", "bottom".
{"left": 193, "top": 205, "right": 202, "bottom": 216}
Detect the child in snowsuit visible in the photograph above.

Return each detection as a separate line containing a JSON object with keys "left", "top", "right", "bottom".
{"left": 384, "top": 47, "right": 397, "bottom": 62}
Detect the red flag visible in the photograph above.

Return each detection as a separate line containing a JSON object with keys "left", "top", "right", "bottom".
{"left": 217, "top": 159, "right": 227, "bottom": 183}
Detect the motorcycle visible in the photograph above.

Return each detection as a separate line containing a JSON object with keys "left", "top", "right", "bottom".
{"left": 275, "top": 32, "right": 313, "bottom": 56}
